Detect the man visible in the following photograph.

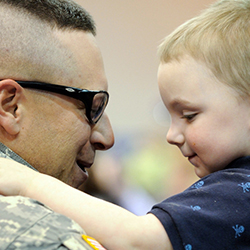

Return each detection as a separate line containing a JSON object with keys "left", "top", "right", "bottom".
{"left": 0, "top": 0, "right": 114, "bottom": 248}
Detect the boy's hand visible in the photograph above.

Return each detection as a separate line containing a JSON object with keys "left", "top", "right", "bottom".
{"left": 0, "top": 158, "right": 38, "bottom": 196}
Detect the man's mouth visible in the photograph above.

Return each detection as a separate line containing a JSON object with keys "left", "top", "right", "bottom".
{"left": 71, "top": 160, "right": 90, "bottom": 188}
{"left": 77, "top": 161, "right": 86, "bottom": 172}
{"left": 76, "top": 160, "right": 92, "bottom": 173}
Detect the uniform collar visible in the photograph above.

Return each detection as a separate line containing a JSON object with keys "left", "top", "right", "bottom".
{"left": 0, "top": 142, "right": 37, "bottom": 171}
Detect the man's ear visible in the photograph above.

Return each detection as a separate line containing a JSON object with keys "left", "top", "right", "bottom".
{"left": 0, "top": 79, "right": 23, "bottom": 136}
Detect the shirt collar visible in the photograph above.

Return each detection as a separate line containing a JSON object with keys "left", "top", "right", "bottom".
{"left": 0, "top": 142, "right": 37, "bottom": 171}
{"left": 226, "top": 156, "right": 250, "bottom": 170}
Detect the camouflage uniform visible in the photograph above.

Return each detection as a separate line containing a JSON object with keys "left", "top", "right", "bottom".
{"left": 0, "top": 142, "right": 106, "bottom": 250}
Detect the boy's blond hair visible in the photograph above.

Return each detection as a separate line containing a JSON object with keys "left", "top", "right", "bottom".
{"left": 159, "top": 0, "right": 250, "bottom": 96}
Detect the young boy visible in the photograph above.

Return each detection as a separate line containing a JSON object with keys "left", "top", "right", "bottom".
{"left": 0, "top": 0, "right": 250, "bottom": 249}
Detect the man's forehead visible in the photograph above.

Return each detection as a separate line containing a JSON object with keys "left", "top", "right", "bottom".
{"left": 53, "top": 30, "right": 108, "bottom": 91}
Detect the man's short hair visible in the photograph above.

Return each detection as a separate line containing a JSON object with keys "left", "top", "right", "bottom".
{"left": 0, "top": 0, "right": 96, "bottom": 34}
{"left": 0, "top": 0, "right": 96, "bottom": 83}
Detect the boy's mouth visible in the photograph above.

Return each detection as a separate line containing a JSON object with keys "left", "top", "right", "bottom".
{"left": 188, "top": 154, "right": 197, "bottom": 165}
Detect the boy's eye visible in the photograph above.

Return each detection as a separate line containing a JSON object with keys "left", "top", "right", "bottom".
{"left": 181, "top": 112, "right": 198, "bottom": 121}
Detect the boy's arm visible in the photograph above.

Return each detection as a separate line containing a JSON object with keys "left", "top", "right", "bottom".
{"left": 0, "top": 158, "right": 173, "bottom": 250}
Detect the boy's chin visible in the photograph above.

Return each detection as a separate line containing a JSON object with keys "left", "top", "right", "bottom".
{"left": 193, "top": 165, "right": 211, "bottom": 178}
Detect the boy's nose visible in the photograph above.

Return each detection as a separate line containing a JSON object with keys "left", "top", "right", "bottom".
{"left": 166, "top": 124, "right": 185, "bottom": 146}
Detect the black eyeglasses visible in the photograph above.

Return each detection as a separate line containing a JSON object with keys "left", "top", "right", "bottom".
{"left": 16, "top": 80, "right": 109, "bottom": 124}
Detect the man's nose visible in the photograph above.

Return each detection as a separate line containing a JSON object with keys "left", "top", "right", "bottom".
{"left": 166, "top": 123, "right": 184, "bottom": 146}
{"left": 90, "top": 113, "right": 114, "bottom": 150}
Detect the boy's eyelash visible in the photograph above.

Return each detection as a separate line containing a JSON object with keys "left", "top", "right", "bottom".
{"left": 181, "top": 113, "right": 198, "bottom": 120}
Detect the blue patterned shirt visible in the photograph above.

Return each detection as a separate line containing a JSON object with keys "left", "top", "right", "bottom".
{"left": 150, "top": 156, "right": 250, "bottom": 250}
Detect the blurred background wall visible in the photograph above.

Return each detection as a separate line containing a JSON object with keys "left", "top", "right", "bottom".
{"left": 77, "top": 0, "right": 215, "bottom": 215}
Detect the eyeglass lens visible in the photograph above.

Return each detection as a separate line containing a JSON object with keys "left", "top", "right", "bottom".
{"left": 91, "top": 92, "right": 108, "bottom": 123}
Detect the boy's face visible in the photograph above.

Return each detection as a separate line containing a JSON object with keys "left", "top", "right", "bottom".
{"left": 158, "top": 56, "right": 250, "bottom": 178}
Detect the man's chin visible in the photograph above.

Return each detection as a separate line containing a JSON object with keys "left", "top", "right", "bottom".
{"left": 64, "top": 167, "right": 89, "bottom": 189}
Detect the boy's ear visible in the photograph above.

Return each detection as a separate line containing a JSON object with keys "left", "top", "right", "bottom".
{"left": 0, "top": 79, "right": 23, "bottom": 136}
